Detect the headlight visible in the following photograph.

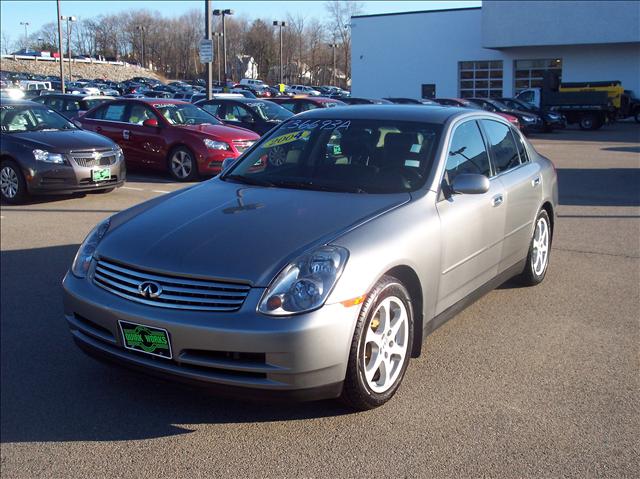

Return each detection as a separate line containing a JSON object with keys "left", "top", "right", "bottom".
{"left": 114, "top": 145, "right": 124, "bottom": 161}
{"left": 521, "top": 115, "right": 536, "bottom": 123}
{"left": 71, "top": 218, "right": 110, "bottom": 278}
{"left": 203, "top": 138, "right": 230, "bottom": 150}
{"left": 33, "top": 149, "right": 64, "bottom": 164}
{"left": 258, "top": 246, "right": 349, "bottom": 316}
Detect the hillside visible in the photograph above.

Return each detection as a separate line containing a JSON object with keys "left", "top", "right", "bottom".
{"left": 0, "top": 57, "right": 165, "bottom": 82}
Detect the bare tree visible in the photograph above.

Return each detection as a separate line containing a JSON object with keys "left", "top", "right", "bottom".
{"left": 325, "top": 0, "right": 363, "bottom": 86}
{"left": 1, "top": 31, "right": 14, "bottom": 55}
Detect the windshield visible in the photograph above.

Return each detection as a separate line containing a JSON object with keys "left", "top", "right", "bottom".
{"left": 223, "top": 119, "right": 442, "bottom": 194}
{"left": 154, "top": 103, "right": 221, "bottom": 126}
{"left": 490, "top": 100, "right": 511, "bottom": 110}
{"left": 245, "top": 101, "right": 293, "bottom": 121}
{"left": 1, "top": 104, "right": 77, "bottom": 133}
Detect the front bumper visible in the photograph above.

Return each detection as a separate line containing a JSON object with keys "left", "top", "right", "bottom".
{"left": 62, "top": 271, "right": 359, "bottom": 400}
{"left": 25, "top": 160, "right": 126, "bottom": 195}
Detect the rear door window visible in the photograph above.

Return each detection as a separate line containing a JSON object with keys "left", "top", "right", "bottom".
{"left": 101, "top": 103, "right": 126, "bottom": 122}
{"left": 201, "top": 102, "right": 222, "bottom": 116}
{"left": 481, "top": 119, "right": 522, "bottom": 174}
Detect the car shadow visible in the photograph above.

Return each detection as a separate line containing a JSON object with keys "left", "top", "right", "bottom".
{"left": 0, "top": 245, "right": 351, "bottom": 444}
{"left": 557, "top": 168, "right": 640, "bottom": 206}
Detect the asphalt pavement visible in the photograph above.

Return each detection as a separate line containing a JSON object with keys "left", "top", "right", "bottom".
{"left": 1, "top": 122, "right": 639, "bottom": 478}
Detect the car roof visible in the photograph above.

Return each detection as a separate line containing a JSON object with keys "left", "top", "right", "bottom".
{"left": 293, "top": 104, "right": 465, "bottom": 122}
{"left": 0, "top": 99, "right": 44, "bottom": 106}
{"left": 123, "top": 98, "right": 188, "bottom": 105}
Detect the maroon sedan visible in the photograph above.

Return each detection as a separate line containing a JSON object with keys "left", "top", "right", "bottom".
{"left": 77, "top": 99, "right": 259, "bottom": 181}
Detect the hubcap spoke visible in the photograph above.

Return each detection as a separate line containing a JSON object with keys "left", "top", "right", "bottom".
{"left": 532, "top": 217, "right": 549, "bottom": 276}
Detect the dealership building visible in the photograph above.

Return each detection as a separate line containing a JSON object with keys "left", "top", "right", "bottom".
{"left": 350, "top": 1, "right": 640, "bottom": 99}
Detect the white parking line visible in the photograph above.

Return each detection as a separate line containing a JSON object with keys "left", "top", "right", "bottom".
{"left": 152, "top": 190, "right": 170, "bottom": 194}
{"left": 122, "top": 186, "right": 144, "bottom": 191}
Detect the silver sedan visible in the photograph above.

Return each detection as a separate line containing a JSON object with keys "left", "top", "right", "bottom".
{"left": 63, "top": 106, "right": 557, "bottom": 410}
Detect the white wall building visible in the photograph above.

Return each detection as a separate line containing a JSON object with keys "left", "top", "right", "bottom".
{"left": 351, "top": 1, "right": 640, "bottom": 99}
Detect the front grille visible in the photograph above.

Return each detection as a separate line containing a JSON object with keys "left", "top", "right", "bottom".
{"left": 93, "top": 259, "right": 251, "bottom": 312}
{"left": 70, "top": 149, "right": 118, "bottom": 168}
{"left": 232, "top": 140, "right": 255, "bottom": 154}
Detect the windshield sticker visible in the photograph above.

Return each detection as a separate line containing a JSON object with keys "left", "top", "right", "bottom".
{"left": 153, "top": 103, "right": 176, "bottom": 109}
{"left": 0, "top": 105, "right": 15, "bottom": 110}
{"left": 286, "top": 119, "right": 351, "bottom": 131}
{"left": 263, "top": 130, "right": 311, "bottom": 148}
{"left": 405, "top": 159, "right": 420, "bottom": 168}
{"left": 410, "top": 144, "right": 422, "bottom": 153}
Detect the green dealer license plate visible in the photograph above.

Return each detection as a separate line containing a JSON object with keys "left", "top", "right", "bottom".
{"left": 119, "top": 320, "right": 172, "bottom": 359}
{"left": 92, "top": 167, "right": 111, "bottom": 182}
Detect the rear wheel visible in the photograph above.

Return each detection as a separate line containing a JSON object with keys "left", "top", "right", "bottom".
{"left": 519, "top": 209, "right": 551, "bottom": 286}
{"left": 1, "top": 160, "right": 28, "bottom": 204}
{"left": 634, "top": 110, "right": 640, "bottom": 124}
{"left": 168, "top": 146, "right": 198, "bottom": 181}
{"left": 341, "top": 275, "right": 414, "bottom": 410}
{"left": 578, "top": 114, "right": 598, "bottom": 130}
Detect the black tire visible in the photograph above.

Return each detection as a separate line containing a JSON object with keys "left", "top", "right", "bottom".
{"left": 0, "top": 160, "right": 28, "bottom": 204}
{"left": 634, "top": 110, "right": 640, "bottom": 124}
{"left": 578, "top": 114, "right": 598, "bottom": 130}
{"left": 518, "top": 209, "right": 552, "bottom": 286}
{"left": 168, "top": 146, "right": 199, "bottom": 182}
{"left": 341, "top": 275, "right": 414, "bottom": 410}
{"left": 89, "top": 187, "right": 115, "bottom": 194}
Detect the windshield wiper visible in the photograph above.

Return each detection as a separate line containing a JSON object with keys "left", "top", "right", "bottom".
{"left": 223, "top": 174, "right": 275, "bottom": 187}
{"left": 270, "top": 179, "right": 367, "bottom": 194}
{"left": 31, "top": 125, "right": 59, "bottom": 132}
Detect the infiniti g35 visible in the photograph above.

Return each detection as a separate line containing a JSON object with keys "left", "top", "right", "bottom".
{"left": 63, "top": 105, "right": 557, "bottom": 410}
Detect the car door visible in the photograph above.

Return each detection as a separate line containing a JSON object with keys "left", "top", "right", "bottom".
{"left": 121, "top": 103, "right": 167, "bottom": 168}
{"left": 435, "top": 119, "right": 506, "bottom": 313}
{"left": 480, "top": 119, "right": 542, "bottom": 272}
{"left": 81, "top": 102, "right": 128, "bottom": 147}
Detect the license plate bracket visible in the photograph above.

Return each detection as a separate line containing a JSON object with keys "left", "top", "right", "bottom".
{"left": 92, "top": 167, "right": 111, "bottom": 182}
{"left": 118, "top": 320, "right": 172, "bottom": 359}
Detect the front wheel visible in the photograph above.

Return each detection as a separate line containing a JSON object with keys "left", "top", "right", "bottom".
{"left": 1, "top": 160, "right": 28, "bottom": 204}
{"left": 634, "top": 110, "right": 640, "bottom": 124}
{"left": 168, "top": 147, "right": 199, "bottom": 182}
{"left": 341, "top": 275, "right": 414, "bottom": 410}
{"left": 518, "top": 209, "right": 552, "bottom": 286}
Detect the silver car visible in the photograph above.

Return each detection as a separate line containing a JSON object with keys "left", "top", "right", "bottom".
{"left": 63, "top": 106, "right": 557, "bottom": 410}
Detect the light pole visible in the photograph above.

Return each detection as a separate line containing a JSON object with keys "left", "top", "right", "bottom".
{"left": 213, "top": 9, "right": 233, "bottom": 84}
{"left": 55, "top": 2, "right": 65, "bottom": 93}
{"left": 273, "top": 21, "right": 286, "bottom": 85}
{"left": 61, "top": 16, "right": 76, "bottom": 82}
{"left": 20, "top": 21, "right": 30, "bottom": 47}
{"left": 328, "top": 43, "right": 338, "bottom": 86}
{"left": 205, "top": 0, "right": 212, "bottom": 100}
{"left": 213, "top": 32, "right": 223, "bottom": 83}
{"left": 136, "top": 25, "right": 145, "bottom": 69}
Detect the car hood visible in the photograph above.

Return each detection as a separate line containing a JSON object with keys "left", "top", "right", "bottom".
{"left": 178, "top": 123, "right": 258, "bottom": 140}
{"left": 9, "top": 129, "right": 115, "bottom": 152}
{"left": 98, "top": 178, "right": 409, "bottom": 286}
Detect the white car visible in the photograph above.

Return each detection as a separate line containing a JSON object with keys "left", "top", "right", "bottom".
{"left": 290, "top": 85, "right": 321, "bottom": 96}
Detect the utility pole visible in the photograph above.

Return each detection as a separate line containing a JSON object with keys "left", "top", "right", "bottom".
{"left": 329, "top": 43, "right": 338, "bottom": 86}
{"left": 61, "top": 16, "right": 76, "bottom": 83}
{"left": 56, "top": 1, "right": 65, "bottom": 93}
{"left": 20, "top": 22, "right": 30, "bottom": 46}
{"left": 213, "top": 32, "right": 223, "bottom": 83}
{"left": 205, "top": 0, "right": 213, "bottom": 100}
{"left": 273, "top": 21, "right": 286, "bottom": 85}
{"left": 136, "top": 25, "right": 145, "bottom": 69}
{"left": 213, "top": 9, "right": 233, "bottom": 84}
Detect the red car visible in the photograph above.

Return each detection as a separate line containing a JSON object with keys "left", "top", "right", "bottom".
{"left": 269, "top": 96, "right": 346, "bottom": 114}
{"left": 77, "top": 99, "right": 259, "bottom": 181}
{"left": 434, "top": 97, "right": 521, "bottom": 130}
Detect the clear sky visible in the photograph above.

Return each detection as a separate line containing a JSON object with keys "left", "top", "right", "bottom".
{"left": 1, "top": 0, "right": 480, "bottom": 42}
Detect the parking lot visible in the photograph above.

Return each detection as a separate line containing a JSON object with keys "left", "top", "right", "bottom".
{"left": 1, "top": 123, "right": 638, "bottom": 478}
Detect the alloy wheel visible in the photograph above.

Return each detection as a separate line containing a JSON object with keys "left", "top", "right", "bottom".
{"left": 0, "top": 166, "right": 19, "bottom": 199}
{"left": 362, "top": 296, "right": 409, "bottom": 393}
{"left": 532, "top": 217, "right": 550, "bottom": 276}
{"left": 171, "top": 150, "right": 193, "bottom": 179}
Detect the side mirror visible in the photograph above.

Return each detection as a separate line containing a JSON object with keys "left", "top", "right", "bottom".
{"left": 221, "top": 157, "right": 236, "bottom": 173}
{"left": 143, "top": 118, "right": 159, "bottom": 128}
{"left": 451, "top": 173, "right": 490, "bottom": 195}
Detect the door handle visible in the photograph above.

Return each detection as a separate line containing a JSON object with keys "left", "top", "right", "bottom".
{"left": 95, "top": 126, "right": 102, "bottom": 133}
{"left": 123, "top": 130, "right": 130, "bottom": 140}
{"left": 532, "top": 176, "right": 541, "bottom": 187}
{"left": 492, "top": 194, "right": 504, "bottom": 207}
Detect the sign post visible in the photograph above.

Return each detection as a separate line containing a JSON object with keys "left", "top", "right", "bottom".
{"left": 199, "top": 39, "right": 214, "bottom": 64}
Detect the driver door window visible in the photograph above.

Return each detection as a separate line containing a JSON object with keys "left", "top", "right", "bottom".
{"left": 481, "top": 120, "right": 521, "bottom": 175}
{"left": 444, "top": 120, "right": 491, "bottom": 186}
{"left": 125, "top": 104, "right": 157, "bottom": 125}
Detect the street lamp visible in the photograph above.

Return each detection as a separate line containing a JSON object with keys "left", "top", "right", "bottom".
{"left": 328, "top": 43, "right": 338, "bottom": 86}
{"left": 273, "top": 21, "right": 286, "bottom": 85}
{"left": 60, "top": 16, "right": 76, "bottom": 82}
{"left": 213, "top": 9, "right": 233, "bottom": 83}
{"left": 56, "top": 2, "right": 65, "bottom": 92}
{"left": 20, "top": 21, "right": 30, "bottom": 46}
{"left": 136, "top": 25, "right": 145, "bottom": 69}
{"left": 213, "top": 32, "right": 223, "bottom": 83}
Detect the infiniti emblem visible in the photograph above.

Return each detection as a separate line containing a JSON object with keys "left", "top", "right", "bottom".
{"left": 92, "top": 151, "right": 103, "bottom": 161}
{"left": 138, "top": 281, "right": 162, "bottom": 299}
